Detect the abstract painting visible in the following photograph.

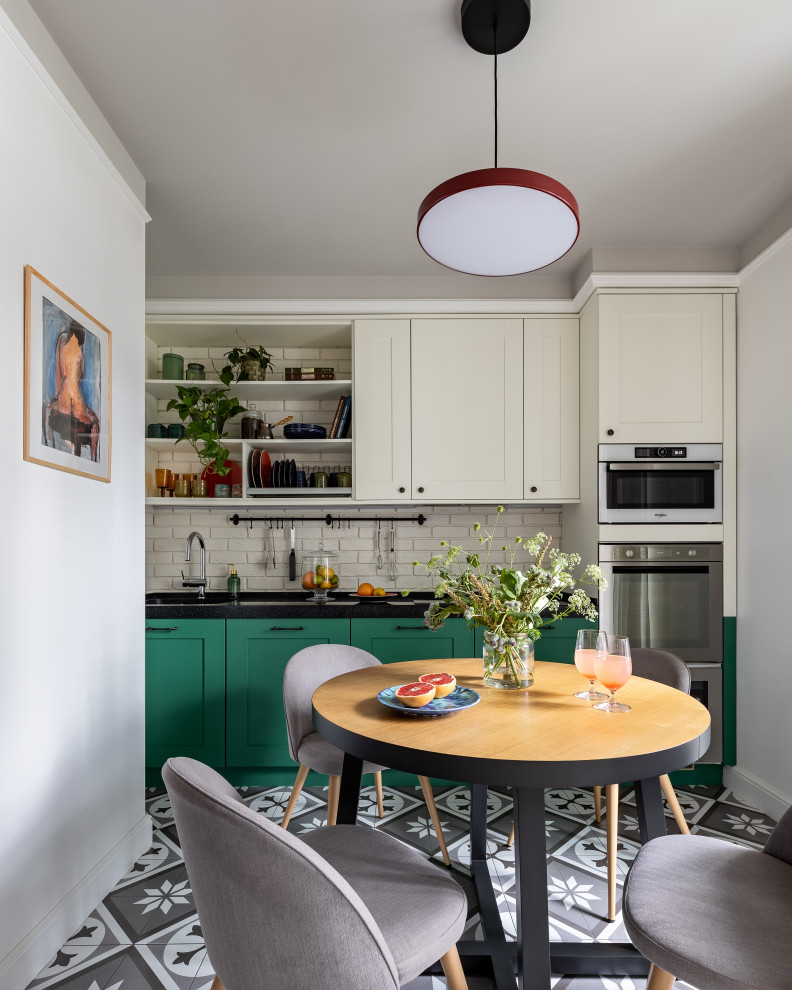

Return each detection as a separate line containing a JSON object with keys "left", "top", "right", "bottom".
{"left": 24, "top": 266, "right": 112, "bottom": 482}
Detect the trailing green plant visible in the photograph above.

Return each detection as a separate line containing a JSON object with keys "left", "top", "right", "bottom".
{"left": 166, "top": 385, "right": 245, "bottom": 476}
{"left": 218, "top": 332, "right": 275, "bottom": 385}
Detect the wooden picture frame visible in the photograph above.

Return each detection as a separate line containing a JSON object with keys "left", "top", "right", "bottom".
{"left": 23, "top": 266, "right": 112, "bottom": 482}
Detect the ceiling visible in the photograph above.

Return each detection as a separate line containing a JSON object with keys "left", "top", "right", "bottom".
{"left": 29, "top": 0, "right": 792, "bottom": 297}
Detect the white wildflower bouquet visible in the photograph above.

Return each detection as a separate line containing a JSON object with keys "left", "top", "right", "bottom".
{"left": 411, "top": 507, "right": 606, "bottom": 653}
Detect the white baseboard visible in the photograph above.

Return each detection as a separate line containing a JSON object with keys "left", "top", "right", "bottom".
{"left": 724, "top": 766, "right": 792, "bottom": 822}
{"left": 0, "top": 814, "right": 152, "bottom": 990}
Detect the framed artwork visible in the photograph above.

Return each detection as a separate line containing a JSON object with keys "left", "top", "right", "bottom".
{"left": 23, "top": 266, "right": 112, "bottom": 482}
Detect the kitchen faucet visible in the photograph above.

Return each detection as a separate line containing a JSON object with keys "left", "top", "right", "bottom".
{"left": 182, "top": 531, "right": 206, "bottom": 598}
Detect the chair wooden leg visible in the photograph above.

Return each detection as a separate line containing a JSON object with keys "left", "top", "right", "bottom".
{"left": 439, "top": 945, "right": 468, "bottom": 990}
{"left": 506, "top": 822, "right": 515, "bottom": 847}
{"left": 594, "top": 784, "right": 602, "bottom": 822}
{"left": 646, "top": 963, "right": 676, "bottom": 989}
{"left": 419, "top": 775, "right": 451, "bottom": 866}
{"left": 210, "top": 976, "right": 225, "bottom": 990}
{"left": 327, "top": 775, "right": 340, "bottom": 826}
{"left": 660, "top": 774, "right": 691, "bottom": 834}
{"left": 281, "top": 764, "right": 309, "bottom": 829}
{"left": 606, "top": 783, "right": 619, "bottom": 921}
{"left": 374, "top": 770, "right": 385, "bottom": 818}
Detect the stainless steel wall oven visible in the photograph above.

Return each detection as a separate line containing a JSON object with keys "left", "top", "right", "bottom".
{"left": 599, "top": 443, "right": 723, "bottom": 524}
{"left": 598, "top": 542, "right": 724, "bottom": 763}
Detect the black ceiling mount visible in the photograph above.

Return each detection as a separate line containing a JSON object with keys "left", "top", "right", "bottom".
{"left": 461, "top": 0, "right": 531, "bottom": 55}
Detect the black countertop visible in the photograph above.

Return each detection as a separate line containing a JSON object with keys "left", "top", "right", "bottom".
{"left": 145, "top": 591, "right": 436, "bottom": 620}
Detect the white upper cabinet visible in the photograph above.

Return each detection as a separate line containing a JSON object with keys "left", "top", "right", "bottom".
{"left": 352, "top": 319, "right": 412, "bottom": 500}
{"left": 523, "top": 318, "right": 579, "bottom": 501}
{"left": 598, "top": 294, "right": 724, "bottom": 443}
{"left": 410, "top": 319, "right": 524, "bottom": 501}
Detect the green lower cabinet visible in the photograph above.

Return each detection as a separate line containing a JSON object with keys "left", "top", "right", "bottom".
{"left": 226, "top": 618, "right": 350, "bottom": 767}
{"left": 145, "top": 619, "right": 226, "bottom": 769}
{"left": 351, "top": 616, "right": 474, "bottom": 662}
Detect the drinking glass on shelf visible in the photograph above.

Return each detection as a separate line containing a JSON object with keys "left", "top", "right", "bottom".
{"left": 573, "top": 628, "right": 609, "bottom": 700}
{"left": 593, "top": 635, "right": 633, "bottom": 713}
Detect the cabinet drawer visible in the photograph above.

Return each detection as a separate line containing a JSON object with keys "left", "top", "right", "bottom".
{"left": 351, "top": 617, "right": 474, "bottom": 663}
{"left": 226, "top": 618, "right": 351, "bottom": 767}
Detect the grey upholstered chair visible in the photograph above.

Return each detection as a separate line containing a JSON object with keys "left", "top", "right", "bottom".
{"left": 506, "top": 647, "right": 692, "bottom": 920}
{"left": 281, "top": 643, "right": 451, "bottom": 865}
{"left": 163, "top": 757, "right": 469, "bottom": 990}
{"left": 624, "top": 802, "right": 792, "bottom": 990}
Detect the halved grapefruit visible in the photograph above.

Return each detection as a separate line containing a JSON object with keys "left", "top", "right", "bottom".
{"left": 418, "top": 672, "right": 456, "bottom": 698}
{"left": 395, "top": 682, "right": 436, "bottom": 708}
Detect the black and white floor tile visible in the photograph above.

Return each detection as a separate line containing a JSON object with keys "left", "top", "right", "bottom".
{"left": 25, "top": 783, "right": 777, "bottom": 990}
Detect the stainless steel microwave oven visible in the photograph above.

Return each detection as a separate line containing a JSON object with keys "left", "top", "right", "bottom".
{"left": 598, "top": 444, "right": 723, "bottom": 524}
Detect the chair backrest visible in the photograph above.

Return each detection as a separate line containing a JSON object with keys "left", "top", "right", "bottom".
{"left": 762, "top": 804, "right": 792, "bottom": 866}
{"left": 630, "top": 647, "right": 691, "bottom": 694}
{"left": 283, "top": 644, "right": 381, "bottom": 762}
{"left": 163, "top": 757, "right": 399, "bottom": 990}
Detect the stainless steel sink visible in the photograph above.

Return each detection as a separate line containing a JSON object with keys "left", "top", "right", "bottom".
{"left": 145, "top": 593, "right": 360, "bottom": 607}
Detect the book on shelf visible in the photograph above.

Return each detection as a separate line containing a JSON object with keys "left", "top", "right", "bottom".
{"left": 329, "top": 395, "right": 347, "bottom": 438}
{"left": 335, "top": 395, "right": 352, "bottom": 439}
{"left": 284, "top": 367, "right": 336, "bottom": 380}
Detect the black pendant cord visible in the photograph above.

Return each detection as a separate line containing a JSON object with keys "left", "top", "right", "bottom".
{"left": 493, "top": 23, "right": 498, "bottom": 167}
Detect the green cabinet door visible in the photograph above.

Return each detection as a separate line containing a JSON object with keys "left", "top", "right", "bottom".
{"left": 351, "top": 617, "right": 474, "bottom": 663}
{"left": 226, "top": 618, "right": 350, "bottom": 767}
{"left": 473, "top": 617, "right": 596, "bottom": 664}
{"left": 145, "top": 619, "right": 226, "bottom": 768}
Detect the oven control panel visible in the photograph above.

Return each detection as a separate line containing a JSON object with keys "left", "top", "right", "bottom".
{"left": 599, "top": 543, "right": 723, "bottom": 561}
{"left": 634, "top": 446, "right": 687, "bottom": 458}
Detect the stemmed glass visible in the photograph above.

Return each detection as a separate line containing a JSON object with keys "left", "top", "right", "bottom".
{"left": 573, "top": 629, "right": 609, "bottom": 700}
{"left": 593, "top": 635, "right": 633, "bottom": 712}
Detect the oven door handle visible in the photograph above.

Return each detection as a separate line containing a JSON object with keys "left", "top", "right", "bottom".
{"left": 607, "top": 461, "right": 720, "bottom": 471}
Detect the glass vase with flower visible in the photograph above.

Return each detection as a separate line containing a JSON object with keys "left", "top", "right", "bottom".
{"left": 410, "top": 507, "right": 606, "bottom": 690}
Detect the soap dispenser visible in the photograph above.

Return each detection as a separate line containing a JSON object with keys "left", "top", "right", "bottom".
{"left": 228, "top": 564, "right": 241, "bottom": 598}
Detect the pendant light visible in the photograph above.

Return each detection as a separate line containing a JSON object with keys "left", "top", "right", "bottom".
{"left": 417, "top": 0, "right": 579, "bottom": 276}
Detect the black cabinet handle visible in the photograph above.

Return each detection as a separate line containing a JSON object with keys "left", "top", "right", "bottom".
{"left": 530, "top": 486, "right": 538, "bottom": 493}
{"left": 396, "top": 625, "right": 427, "bottom": 630}
{"left": 607, "top": 429, "right": 615, "bottom": 436}
{"left": 270, "top": 626, "right": 304, "bottom": 631}
{"left": 417, "top": 486, "right": 424, "bottom": 493}
{"left": 399, "top": 486, "right": 405, "bottom": 493}
{"left": 146, "top": 626, "right": 179, "bottom": 632}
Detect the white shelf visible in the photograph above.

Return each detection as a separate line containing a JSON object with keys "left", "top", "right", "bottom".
{"left": 145, "top": 378, "right": 351, "bottom": 400}
{"left": 145, "top": 438, "right": 352, "bottom": 454}
{"left": 146, "top": 495, "right": 355, "bottom": 506}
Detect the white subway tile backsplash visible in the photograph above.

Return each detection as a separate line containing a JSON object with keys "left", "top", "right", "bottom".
{"left": 146, "top": 503, "right": 564, "bottom": 593}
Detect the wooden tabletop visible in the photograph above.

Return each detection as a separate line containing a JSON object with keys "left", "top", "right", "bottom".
{"left": 312, "top": 658, "right": 711, "bottom": 788}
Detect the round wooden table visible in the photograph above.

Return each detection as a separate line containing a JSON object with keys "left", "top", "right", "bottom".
{"left": 313, "top": 659, "right": 710, "bottom": 990}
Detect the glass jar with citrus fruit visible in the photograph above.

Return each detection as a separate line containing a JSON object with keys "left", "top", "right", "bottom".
{"left": 301, "top": 546, "right": 339, "bottom": 602}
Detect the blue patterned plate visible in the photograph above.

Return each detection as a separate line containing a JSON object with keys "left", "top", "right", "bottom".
{"left": 377, "top": 684, "right": 481, "bottom": 716}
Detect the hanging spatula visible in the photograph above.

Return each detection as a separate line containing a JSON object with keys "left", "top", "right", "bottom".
{"left": 289, "top": 522, "right": 296, "bottom": 581}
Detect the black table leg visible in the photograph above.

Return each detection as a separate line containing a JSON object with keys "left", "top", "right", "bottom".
{"left": 634, "top": 776, "right": 667, "bottom": 843}
{"left": 514, "top": 787, "right": 551, "bottom": 990}
{"left": 336, "top": 752, "right": 363, "bottom": 825}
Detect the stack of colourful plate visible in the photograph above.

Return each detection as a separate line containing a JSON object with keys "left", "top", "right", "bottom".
{"left": 283, "top": 423, "right": 327, "bottom": 439}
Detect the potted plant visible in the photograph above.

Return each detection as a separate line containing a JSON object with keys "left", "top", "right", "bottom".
{"left": 166, "top": 385, "right": 246, "bottom": 476}
{"left": 411, "top": 507, "right": 606, "bottom": 689}
{"left": 218, "top": 333, "right": 275, "bottom": 384}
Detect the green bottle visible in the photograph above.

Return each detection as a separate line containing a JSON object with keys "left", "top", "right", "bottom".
{"left": 228, "top": 564, "right": 241, "bottom": 598}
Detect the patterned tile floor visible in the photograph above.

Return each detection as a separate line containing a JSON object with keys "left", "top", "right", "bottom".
{"left": 25, "top": 781, "right": 777, "bottom": 990}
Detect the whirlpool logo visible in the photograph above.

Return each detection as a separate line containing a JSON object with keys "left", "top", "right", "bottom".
{"left": 654, "top": 512, "right": 668, "bottom": 518}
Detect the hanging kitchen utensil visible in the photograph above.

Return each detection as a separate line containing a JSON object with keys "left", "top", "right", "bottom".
{"left": 376, "top": 520, "right": 383, "bottom": 571}
{"left": 389, "top": 520, "right": 397, "bottom": 582}
{"left": 259, "top": 415, "right": 294, "bottom": 440}
{"left": 289, "top": 522, "right": 296, "bottom": 581}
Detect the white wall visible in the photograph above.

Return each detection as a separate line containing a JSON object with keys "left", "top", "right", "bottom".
{"left": 730, "top": 234, "right": 792, "bottom": 817}
{"left": 0, "top": 6, "right": 149, "bottom": 987}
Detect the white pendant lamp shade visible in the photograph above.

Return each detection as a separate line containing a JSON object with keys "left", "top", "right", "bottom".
{"left": 417, "top": 167, "right": 580, "bottom": 276}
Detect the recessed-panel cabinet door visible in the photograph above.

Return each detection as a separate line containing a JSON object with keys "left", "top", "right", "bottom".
{"left": 411, "top": 319, "right": 524, "bottom": 501}
{"left": 523, "top": 318, "right": 579, "bottom": 500}
{"left": 145, "top": 619, "right": 226, "bottom": 768}
{"left": 598, "top": 294, "right": 723, "bottom": 443}
{"left": 353, "top": 319, "right": 412, "bottom": 500}
{"left": 226, "top": 618, "right": 350, "bottom": 767}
